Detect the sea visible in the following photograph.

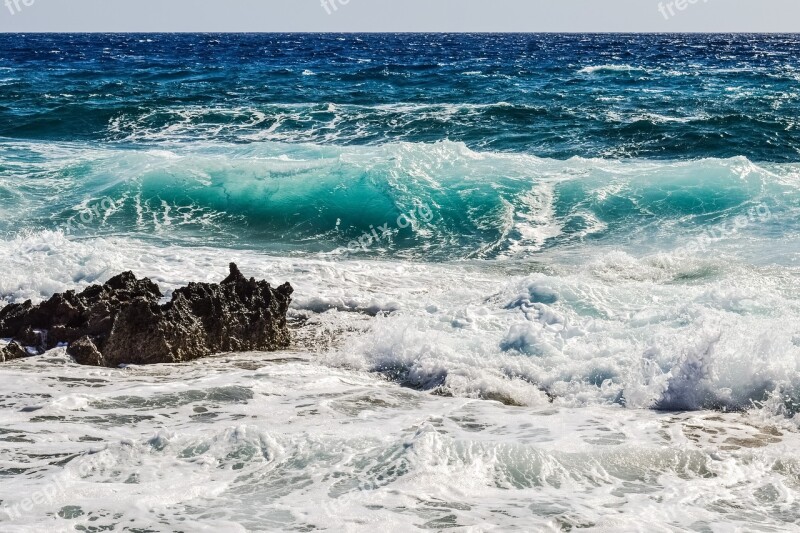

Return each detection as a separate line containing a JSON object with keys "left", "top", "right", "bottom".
{"left": 1, "top": 33, "right": 800, "bottom": 531}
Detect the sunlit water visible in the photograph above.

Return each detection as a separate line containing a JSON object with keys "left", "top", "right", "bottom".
{"left": 1, "top": 34, "right": 800, "bottom": 531}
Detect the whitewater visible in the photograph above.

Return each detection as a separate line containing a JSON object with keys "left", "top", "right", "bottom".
{"left": 2, "top": 33, "right": 800, "bottom": 531}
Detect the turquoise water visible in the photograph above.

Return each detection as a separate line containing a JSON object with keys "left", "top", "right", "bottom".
{"left": 1, "top": 140, "right": 797, "bottom": 260}
{"left": 2, "top": 34, "right": 800, "bottom": 258}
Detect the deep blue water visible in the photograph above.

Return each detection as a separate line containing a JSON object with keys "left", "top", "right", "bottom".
{"left": 1, "top": 33, "right": 799, "bottom": 160}
{"left": 1, "top": 33, "right": 799, "bottom": 257}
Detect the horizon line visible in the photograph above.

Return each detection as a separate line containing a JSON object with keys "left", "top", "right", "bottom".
{"left": 2, "top": 31, "right": 799, "bottom": 35}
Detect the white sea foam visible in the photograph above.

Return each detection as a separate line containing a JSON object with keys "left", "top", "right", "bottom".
{"left": 1, "top": 233, "right": 799, "bottom": 417}
{"left": 578, "top": 64, "right": 649, "bottom": 75}
{"left": 0, "top": 345, "right": 797, "bottom": 530}
{"left": 2, "top": 149, "right": 800, "bottom": 529}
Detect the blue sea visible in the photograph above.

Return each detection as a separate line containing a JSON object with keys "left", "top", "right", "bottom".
{"left": 1, "top": 33, "right": 800, "bottom": 531}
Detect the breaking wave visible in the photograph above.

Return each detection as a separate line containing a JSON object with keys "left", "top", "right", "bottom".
{"left": 2, "top": 140, "right": 798, "bottom": 261}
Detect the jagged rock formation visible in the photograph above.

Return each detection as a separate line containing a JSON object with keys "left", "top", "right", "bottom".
{"left": 0, "top": 264, "right": 293, "bottom": 367}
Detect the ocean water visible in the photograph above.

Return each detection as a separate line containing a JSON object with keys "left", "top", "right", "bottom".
{"left": 1, "top": 33, "right": 800, "bottom": 531}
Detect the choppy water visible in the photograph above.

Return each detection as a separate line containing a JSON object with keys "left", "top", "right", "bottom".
{"left": 1, "top": 34, "right": 800, "bottom": 531}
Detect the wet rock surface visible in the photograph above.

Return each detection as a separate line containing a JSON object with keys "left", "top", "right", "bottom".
{"left": 0, "top": 263, "right": 293, "bottom": 367}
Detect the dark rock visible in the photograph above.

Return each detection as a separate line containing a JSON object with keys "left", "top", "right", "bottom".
{"left": 0, "top": 341, "right": 30, "bottom": 362}
{"left": 69, "top": 336, "right": 106, "bottom": 367}
{"left": 0, "top": 263, "right": 293, "bottom": 367}
{"left": 16, "top": 327, "right": 46, "bottom": 351}
{"left": 0, "top": 271, "right": 162, "bottom": 351}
